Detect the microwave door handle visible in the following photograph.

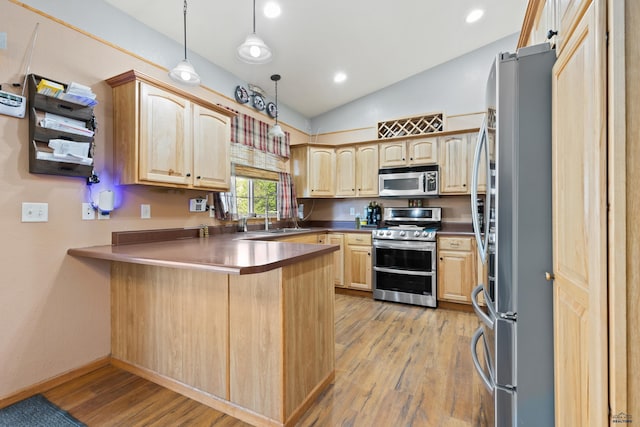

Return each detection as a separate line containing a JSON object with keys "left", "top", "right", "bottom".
{"left": 471, "top": 116, "right": 488, "bottom": 263}
{"left": 421, "top": 172, "right": 426, "bottom": 193}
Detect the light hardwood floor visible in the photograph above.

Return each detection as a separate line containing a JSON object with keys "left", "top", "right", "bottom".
{"left": 45, "top": 294, "right": 489, "bottom": 426}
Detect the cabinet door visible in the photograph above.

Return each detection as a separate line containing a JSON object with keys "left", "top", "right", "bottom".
{"left": 439, "top": 134, "right": 469, "bottom": 194}
{"left": 309, "top": 148, "right": 335, "bottom": 196}
{"left": 437, "top": 237, "right": 476, "bottom": 304}
{"left": 192, "top": 104, "right": 231, "bottom": 190}
{"left": 356, "top": 144, "right": 379, "bottom": 196}
{"left": 379, "top": 141, "right": 407, "bottom": 167}
{"left": 327, "top": 234, "right": 345, "bottom": 287}
{"left": 139, "top": 82, "right": 192, "bottom": 185}
{"left": 551, "top": 2, "right": 608, "bottom": 425}
{"left": 335, "top": 147, "right": 356, "bottom": 197}
{"left": 345, "top": 245, "right": 372, "bottom": 290}
{"left": 469, "top": 131, "right": 487, "bottom": 193}
{"left": 408, "top": 137, "right": 437, "bottom": 165}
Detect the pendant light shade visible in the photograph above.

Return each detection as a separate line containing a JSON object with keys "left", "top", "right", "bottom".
{"left": 238, "top": 0, "right": 272, "bottom": 64}
{"left": 268, "top": 74, "right": 285, "bottom": 138}
{"left": 170, "top": 0, "right": 201, "bottom": 86}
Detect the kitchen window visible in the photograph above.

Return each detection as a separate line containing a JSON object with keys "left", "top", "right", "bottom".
{"left": 234, "top": 176, "right": 278, "bottom": 218}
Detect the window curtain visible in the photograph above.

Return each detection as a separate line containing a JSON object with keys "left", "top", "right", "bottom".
{"left": 229, "top": 109, "right": 290, "bottom": 158}
{"left": 277, "top": 172, "right": 298, "bottom": 219}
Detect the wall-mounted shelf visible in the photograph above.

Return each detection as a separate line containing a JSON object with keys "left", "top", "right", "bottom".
{"left": 27, "top": 74, "right": 96, "bottom": 178}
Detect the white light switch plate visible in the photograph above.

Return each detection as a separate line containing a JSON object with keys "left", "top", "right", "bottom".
{"left": 141, "top": 204, "right": 151, "bottom": 219}
{"left": 22, "top": 202, "right": 48, "bottom": 222}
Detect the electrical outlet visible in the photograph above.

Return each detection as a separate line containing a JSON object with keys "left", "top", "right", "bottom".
{"left": 141, "top": 204, "right": 151, "bottom": 219}
{"left": 22, "top": 202, "right": 48, "bottom": 222}
{"left": 98, "top": 211, "right": 110, "bottom": 220}
{"left": 349, "top": 207, "right": 355, "bottom": 216}
{"left": 82, "top": 203, "right": 95, "bottom": 220}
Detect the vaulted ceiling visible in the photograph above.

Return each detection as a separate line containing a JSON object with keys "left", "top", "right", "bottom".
{"left": 103, "top": 0, "right": 528, "bottom": 118}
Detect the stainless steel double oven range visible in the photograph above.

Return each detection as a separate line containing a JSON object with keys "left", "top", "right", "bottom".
{"left": 372, "top": 207, "right": 441, "bottom": 308}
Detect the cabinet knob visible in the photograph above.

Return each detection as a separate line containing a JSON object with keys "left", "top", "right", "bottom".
{"left": 463, "top": 184, "right": 466, "bottom": 187}
{"left": 547, "top": 29, "right": 558, "bottom": 40}
{"left": 545, "top": 272, "right": 555, "bottom": 281}
{"left": 410, "top": 157, "right": 413, "bottom": 160}
{"left": 440, "top": 257, "right": 443, "bottom": 261}
{"left": 186, "top": 173, "right": 191, "bottom": 177}
{"left": 196, "top": 176, "right": 201, "bottom": 179}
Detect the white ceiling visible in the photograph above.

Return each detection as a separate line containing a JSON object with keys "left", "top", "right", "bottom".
{"left": 103, "top": 0, "right": 528, "bottom": 118}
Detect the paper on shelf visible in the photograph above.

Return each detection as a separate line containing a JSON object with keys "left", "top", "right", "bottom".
{"left": 39, "top": 116, "right": 94, "bottom": 137}
{"left": 48, "top": 139, "right": 91, "bottom": 158}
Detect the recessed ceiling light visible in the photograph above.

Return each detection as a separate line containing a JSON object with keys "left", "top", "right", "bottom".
{"left": 334, "top": 72, "right": 347, "bottom": 84}
{"left": 264, "top": 2, "right": 281, "bottom": 19}
{"left": 466, "top": 9, "right": 484, "bottom": 24}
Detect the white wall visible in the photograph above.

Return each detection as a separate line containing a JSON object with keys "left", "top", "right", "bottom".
{"left": 310, "top": 33, "right": 519, "bottom": 134}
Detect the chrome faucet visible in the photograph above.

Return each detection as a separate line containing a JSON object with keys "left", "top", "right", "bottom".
{"left": 239, "top": 217, "right": 248, "bottom": 232}
{"left": 264, "top": 199, "right": 269, "bottom": 231}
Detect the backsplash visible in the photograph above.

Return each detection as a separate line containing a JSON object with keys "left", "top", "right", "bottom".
{"left": 301, "top": 195, "right": 472, "bottom": 224}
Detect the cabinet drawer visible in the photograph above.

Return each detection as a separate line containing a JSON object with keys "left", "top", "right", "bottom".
{"left": 438, "top": 237, "right": 472, "bottom": 251}
{"left": 346, "top": 233, "right": 372, "bottom": 246}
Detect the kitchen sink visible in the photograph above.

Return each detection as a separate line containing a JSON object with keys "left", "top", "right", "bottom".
{"left": 266, "top": 227, "right": 311, "bottom": 233}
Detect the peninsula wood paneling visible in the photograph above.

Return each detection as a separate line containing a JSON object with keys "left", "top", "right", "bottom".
{"left": 282, "top": 253, "right": 335, "bottom": 421}
{"left": 111, "top": 262, "right": 229, "bottom": 399}
{"left": 229, "top": 269, "right": 284, "bottom": 422}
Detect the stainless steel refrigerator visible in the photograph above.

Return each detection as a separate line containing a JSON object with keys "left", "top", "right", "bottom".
{"left": 470, "top": 43, "right": 556, "bottom": 426}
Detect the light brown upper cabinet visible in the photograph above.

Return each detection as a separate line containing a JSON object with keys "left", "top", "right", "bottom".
{"left": 355, "top": 144, "right": 379, "bottom": 197}
{"left": 106, "top": 70, "right": 234, "bottom": 190}
{"left": 290, "top": 145, "right": 336, "bottom": 197}
{"left": 292, "top": 143, "right": 377, "bottom": 198}
{"left": 379, "top": 137, "right": 437, "bottom": 168}
{"left": 335, "top": 146, "right": 356, "bottom": 197}
{"left": 439, "top": 133, "right": 470, "bottom": 194}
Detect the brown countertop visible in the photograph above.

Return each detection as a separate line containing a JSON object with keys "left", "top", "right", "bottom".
{"left": 68, "top": 230, "right": 338, "bottom": 275}
{"left": 438, "top": 223, "right": 474, "bottom": 235}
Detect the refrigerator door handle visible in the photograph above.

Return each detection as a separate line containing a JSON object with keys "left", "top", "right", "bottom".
{"left": 471, "top": 326, "right": 494, "bottom": 393}
{"left": 471, "top": 116, "right": 489, "bottom": 264}
{"left": 471, "top": 284, "right": 494, "bottom": 329}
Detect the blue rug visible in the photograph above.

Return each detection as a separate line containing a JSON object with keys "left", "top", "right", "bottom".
{"left": 0, "top": 394, "right": 85, "bottom": 427}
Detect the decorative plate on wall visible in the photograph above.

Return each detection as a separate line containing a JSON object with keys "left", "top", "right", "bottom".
{"left": 234, "top": 86, "right": 249, "bottom": 104}
{"left": 266, "top": 102, "right": 277, "bottom": 118}
{"left": 252, "top": 94, "right": 265, "bottom": 111}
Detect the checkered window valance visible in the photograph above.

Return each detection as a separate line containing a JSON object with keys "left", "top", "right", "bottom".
{"left": 229, "top": 110, "right": 290, "bottom": 158}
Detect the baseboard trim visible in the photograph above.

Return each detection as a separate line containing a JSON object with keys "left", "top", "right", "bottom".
{"left": 0, "top": 356, "right": 111, "bottom": 409}
{"left": 334, "top": 287, "right": 372, "bottom": 298}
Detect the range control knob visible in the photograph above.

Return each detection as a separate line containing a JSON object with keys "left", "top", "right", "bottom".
{"left": 422, "top": 231, "right": 430, "bottom": 237}
{"left": 414, "top": 231, "right": 421, "bottom": 237}
{"left": 399, "top": 231, "right": 406, "bottom": 237}
{"left": 385, "top": 230, "right": 392, "bottom": 236}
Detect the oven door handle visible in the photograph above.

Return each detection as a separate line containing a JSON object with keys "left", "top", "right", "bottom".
{"left": 373, "top": 266, "right": 433, "bottom": 277}
{"left": 373, "top": 241, "right": 436, "bottom": 250}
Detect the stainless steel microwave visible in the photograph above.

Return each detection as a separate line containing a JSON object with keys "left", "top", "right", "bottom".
{"left": 378, "top": 165, "right": 439, "bottom": 197}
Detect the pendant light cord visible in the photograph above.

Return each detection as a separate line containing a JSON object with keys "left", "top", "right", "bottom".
{"left": 252, "top": 0, "right": 257, "bottom": 33}
{"left": 275, "top": 79, "right": 279, "bottom": 124}
{"left": 183, "top": 0, "right": 188, "bottom": 60}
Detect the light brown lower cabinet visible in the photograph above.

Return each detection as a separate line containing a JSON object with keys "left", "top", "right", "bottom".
{"left": 437, "top": 235, "right": 478, "bottom": 304}
{"left": 344, "top": 233, "right": 372, "bottom": 291}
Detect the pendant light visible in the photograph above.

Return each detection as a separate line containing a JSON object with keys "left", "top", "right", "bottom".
{"left": 169, "top": 0, "right": 201, "bottom": 86}
{"left": 237, "top": 0, "right": 273, "bottom": 64}
{"left": 268, "top": 74, "right": 285, "bottom": 138}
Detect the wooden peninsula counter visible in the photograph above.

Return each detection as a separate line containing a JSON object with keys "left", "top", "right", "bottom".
{"left": 68, "top": 231, "right": 338, "bottom": 427}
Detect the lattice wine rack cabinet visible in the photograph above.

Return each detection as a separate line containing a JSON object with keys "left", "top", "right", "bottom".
{"left": 377, "top": 112, "right": 444, "bottom": 139}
